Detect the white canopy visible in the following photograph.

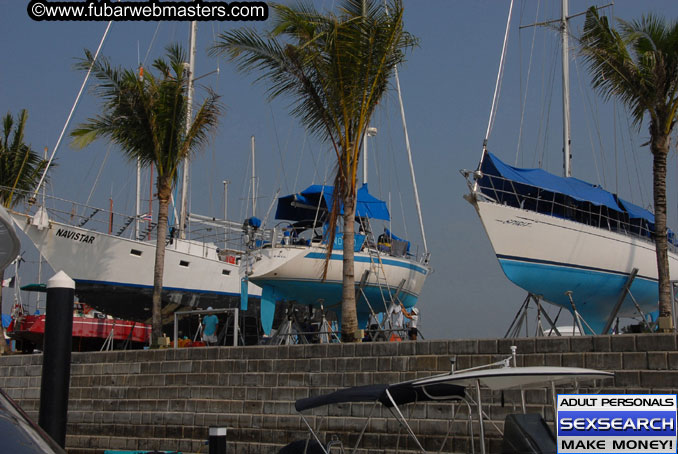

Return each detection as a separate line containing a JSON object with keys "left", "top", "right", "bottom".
{"left": 411, "top": 366, "right": 614, "bottom": 391}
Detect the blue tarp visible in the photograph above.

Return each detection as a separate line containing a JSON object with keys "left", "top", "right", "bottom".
{"left": 385, "top": 228, "right": 410, "bottom": 252}
{"left": 245, "top": 216, "right": 262, "bottom": 228}
{"left": 1, "top": 314, "right": 10, "bottom": 329}
{"left": 481, "top": 152, "right": 621, "bottom": 211}
{"left": 275, "top": 184, "right": 390, "bottom": 222}
{"left": 480, "top": 152, "right": 674, "bottom": 240}
{"left": 617, "top": 198, "right": 655, "bottom": 223}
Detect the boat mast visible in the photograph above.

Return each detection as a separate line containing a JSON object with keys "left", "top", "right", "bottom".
{"left": 362, "top": 127, "right": 377, "bottom": 185}
{"left": 251, "top": 135, "right": 256, "bottom": 217}
{"left": 561, "top": 0, "right": 572, "bottom": 177}
{"left": 362, "top": 130, "right": 368, "bottom": 185}
{"left": 223, "top": 180, "right": 229, "bottom": 244}
{"left": 135, "top": 161, "right": 141, "bottom": 239}
{"left": 394, "top": 67, "right": 428, "bottom": 256}
{"left": 135, "top": 65, "right": 144, "bottom": 240}
{"left": 179, "top": 21, "right": 197, "bottom": 240}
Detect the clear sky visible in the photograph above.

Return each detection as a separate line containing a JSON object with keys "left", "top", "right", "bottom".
{"left": 2, "top": 0, "right": 678, "bottom": 339}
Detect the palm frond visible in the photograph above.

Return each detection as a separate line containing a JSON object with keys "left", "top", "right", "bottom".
{"left": 71, "top": 44, "right": 220, "bottom": 188}
{"left": 0, "top": 109, "right": 50, "bottom": 207}
{"left": 580, "top": 7, "right": 678, "bottom": 133}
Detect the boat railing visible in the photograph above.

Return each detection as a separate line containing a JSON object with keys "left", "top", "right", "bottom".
{"left": 464, "top": 174, "right": 677, "bottom": 252}
{"left": 3, "top": 185, "right": 247, "bottom": 255}
{"left": 249, "top": 222, "right": 428, "bottom": 264}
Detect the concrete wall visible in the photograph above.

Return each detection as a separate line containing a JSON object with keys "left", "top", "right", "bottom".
{"left": 1, "top": 334, "right": 677, "bottom": 454}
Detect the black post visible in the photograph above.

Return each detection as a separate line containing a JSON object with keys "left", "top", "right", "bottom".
{"left": 209, "top": 427, "right": 227, "bottom": 454}
{"left": 38, "top": 271, "right": 74, "bottom": 448}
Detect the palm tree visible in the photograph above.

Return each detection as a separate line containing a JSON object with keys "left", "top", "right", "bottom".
{"left": 71, "top": 45, "right": 221, "bottom": 344}
{"left": 580, "top": 8, "right": 678, "bottom": 331}
{"left": 211, "top": 0, "right": 416, "bottom": 342}
{"left": 0, "top": 109, "right": 49, "bottom": 354}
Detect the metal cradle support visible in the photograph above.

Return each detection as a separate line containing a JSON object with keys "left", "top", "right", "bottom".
{"left": 505, "top": 293, "right": 561, "bottom": 338}
{"left": 565, "top": 291, "right": 596, "bottom": 335}
{"left": 602, "top": 268, "right": 638, "bottom": 334}
{"left": 628, "top": 290, "right": 653, "bottom": 332}
{"left": 356, "top": 270, "right": 381, "bottom": 327}
{"left": 269, "top": 307, "right": 307, "bottom": 345}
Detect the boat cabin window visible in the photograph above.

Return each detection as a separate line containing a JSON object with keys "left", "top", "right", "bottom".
{"left": 179, "top": 260, "right": 190, "bottom": 267}
{"left": 222, "top": 269, "right": 231, "bottom": 275}
{"left": 130, "top": 249, "right": 142, "bottom": 257}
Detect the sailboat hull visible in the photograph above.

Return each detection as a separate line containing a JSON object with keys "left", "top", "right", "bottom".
{"left": 11, "top": 212, "right": 261, "bottom": 321}
{"left": 247, "top": 245, "right": 429, "bottom": 329}
{"left": 473, "top": 199, "right": 678, "bottom": 333}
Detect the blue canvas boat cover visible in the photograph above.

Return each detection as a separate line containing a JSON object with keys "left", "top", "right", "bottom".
{"left": 481, "top": 152, "right": 620, "bottom": 210}
{"left": 616, "top": 197, "right": 678, "bottom": 245}
{"left": 275, "top": 183, "right": 390, "bottom": 222}
{"left": 617, "top": 197, "right": 655, "bottom": 223}
{"left": 480, "top": 152, "right": 672, "bottom": 238}
{"left": 295, "top": 382, "right": 465, "bottom": 412}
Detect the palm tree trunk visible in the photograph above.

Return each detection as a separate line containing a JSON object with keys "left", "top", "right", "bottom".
{"left": 341, "top": 195, "right": 359, "bottom": 342}
{"left": 151, "top": 180, "right": 171, "bottom": 345}
{"left": 0, "top": 269, "right": 7, "bottom": 354}
{"left": 651, "top": 132, "right": 673, "bottom": 330}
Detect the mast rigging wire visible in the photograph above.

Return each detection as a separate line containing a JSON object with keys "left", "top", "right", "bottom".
{"left": 33, "top": 20, "right": 114, "bottom": 199}
{"left": 515, "top": 0, "right": 541, "bottom": 166}
{"left": 483, "top": 0, "right": 515, "bottom": 151}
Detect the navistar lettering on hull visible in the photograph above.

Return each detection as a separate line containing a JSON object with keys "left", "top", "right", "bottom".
{"left": 55, "top": 228, "right": 95, "bottom": 244}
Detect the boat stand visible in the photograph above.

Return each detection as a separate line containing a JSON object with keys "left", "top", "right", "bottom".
{"left": 121, "top": 322, "right": 137, "bottom": 350}
{"left": 100, "top": 321, "right": 117, "bottom": 351}
{"left": 627, "top": 292, "right": 653, "bottom": 332}
{"left": 268, "top": 306, "right": 308, "bottom": 345}
{"left": 505, "top": 293, "right": 561, "bottom": 338}
{"left": 316, "top": 305, "right": 340, "bottom": 344}
{"left": 598, "top": 268, "right": 655, "bottom": 333}
{"left": 565, "top": 291, "right": 596, "bottom": 335}
{"left": 193, "top": 321, "right": 203, "bottom": 342}
{"left": 356, "top": 270, "right": 385, "bottom": 332}
{"left": 602, "top": 268, "right": 639, "bottom": 334}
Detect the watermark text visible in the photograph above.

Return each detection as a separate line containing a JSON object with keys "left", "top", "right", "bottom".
{"left": 28, "top": 0, "right": 269, "bottom": 22}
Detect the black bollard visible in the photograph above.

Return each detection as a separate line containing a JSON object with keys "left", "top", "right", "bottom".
{"left": 38, "top": 271, "right": 75, "bottom": 448}
{"left": 209, "top": 427, "right": 227, "bottom": 454}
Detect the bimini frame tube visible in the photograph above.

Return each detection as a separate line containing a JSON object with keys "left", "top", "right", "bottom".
{"left": 384, "top": 389, "right": 427, "bottom": 453}
{"left": 298, "top": 414, "right": 330, "bottom": 454}
{"left": 476, "top": 380, "right": 486, "bottom": 454}
{"left": 350, "top": 401, "right": 379, "bottom": 454}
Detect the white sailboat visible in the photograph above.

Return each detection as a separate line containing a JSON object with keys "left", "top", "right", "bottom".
{"left": 243, "top": 184, "right": 430, "bottom": 334}
{"left": 9, "top": 22, "right": 261, "bottom": 322}
{"left": 463, "top": 0, "right": 678, "bottom": 334}
{"left": 243, "top": 62, "right": 430, "bottom": 335}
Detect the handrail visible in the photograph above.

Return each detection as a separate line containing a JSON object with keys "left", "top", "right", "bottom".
{"left": 467, "top": 174, "right": 676, "bottom": 251}
{"left": 6, "top": 185, "right": 246, "bottom": 253}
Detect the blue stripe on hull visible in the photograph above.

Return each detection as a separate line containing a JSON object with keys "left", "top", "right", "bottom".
{"left": 253, "top": 279, "right": 419, "bottom": 328}
{"left": 304, "top": 252, "right": 429, "bottom": 275}
{"left": 497, "top": 258, "right": 658, "bottom": 334}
